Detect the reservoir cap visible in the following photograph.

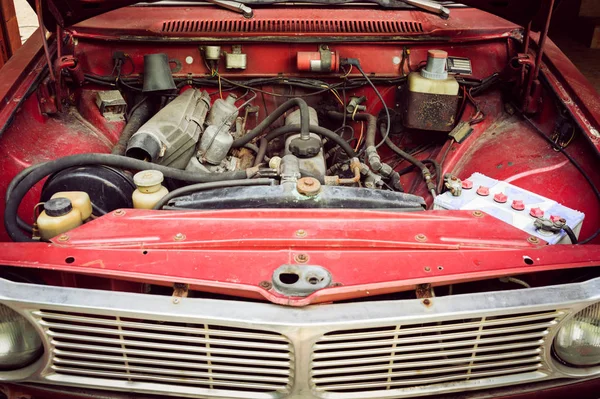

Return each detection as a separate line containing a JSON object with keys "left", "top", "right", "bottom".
{"left": 44, "top": 198, "right": 73, "bottom": 217}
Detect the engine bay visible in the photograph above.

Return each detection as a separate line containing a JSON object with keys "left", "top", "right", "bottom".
{"left": 0, "top": 27, "right": 599, "bottom": 247}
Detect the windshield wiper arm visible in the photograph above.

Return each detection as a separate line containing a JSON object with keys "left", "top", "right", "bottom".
{"left": 400, "top": 0, "right": 449, "bottom": 18}
{"left": 206, "top": 0, "right": 254, "bottom": 17}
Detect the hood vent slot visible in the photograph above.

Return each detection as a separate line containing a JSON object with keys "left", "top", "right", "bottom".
{"left": 161, "top": 19, "right": 423, "bottom": 34}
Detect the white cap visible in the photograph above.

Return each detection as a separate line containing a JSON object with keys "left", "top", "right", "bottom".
{"left": 134, "top": 170, "right": 164, "bottom": 188}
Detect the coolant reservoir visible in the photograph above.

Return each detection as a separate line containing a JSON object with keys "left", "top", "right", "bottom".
{"left": 403, "top": 50, "right": 460, "bottom": 132}
{"left": 37, "top": 198, "right": 83, "bottom": 240}
{"left": 50, "top": 191, "right": 93, "bottom": 220}
{"left": 132, "top": 170, "right": 169, "bottom": 209}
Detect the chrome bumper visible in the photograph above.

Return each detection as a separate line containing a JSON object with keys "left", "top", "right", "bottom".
{"left": 1, "top": 277, "right": 599, "bottom": 399}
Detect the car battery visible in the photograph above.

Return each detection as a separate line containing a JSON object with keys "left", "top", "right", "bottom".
{"left": 434, "top": 172, "right": 585, "bottom": 245}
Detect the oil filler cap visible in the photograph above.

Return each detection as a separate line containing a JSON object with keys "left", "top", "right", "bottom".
{"left": 44, "top": 198, "right": 73, "bottom": 217}
{"left": 289, "top": 136, "right": 321, "bottom": 158}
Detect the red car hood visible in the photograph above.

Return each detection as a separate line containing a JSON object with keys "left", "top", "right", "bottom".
{"left": 0, "top": 208, "right": 596, "bottom": 306}
{"left": 31, "top": 0, "right": 546, "bottom": 31}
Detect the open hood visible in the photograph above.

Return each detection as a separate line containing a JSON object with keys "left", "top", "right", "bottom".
{"left": 32, "top": 0, "right": 548, "bottom": 31}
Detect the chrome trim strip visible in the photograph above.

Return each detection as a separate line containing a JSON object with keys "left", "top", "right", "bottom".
{"left": 1, "top": 277, "right": 599, "bottom": 399}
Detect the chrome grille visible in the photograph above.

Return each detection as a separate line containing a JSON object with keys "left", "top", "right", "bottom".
{"left": 311, "top": 311, "right": 562, "bottom": 394}
{"left": 34, "top": 310, "right": 293, "bottom": 395}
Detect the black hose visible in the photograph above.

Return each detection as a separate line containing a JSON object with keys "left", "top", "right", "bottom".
{"left": 253, "top": 138, "right": 268, "bottom": 167}
{"left": 5, "top": 153, "right": 250, "bottom": 242}
{"left": 263, "top": 125, "right": 357, "bottom": 158}
{"left": 112, "top": 99, "right": 152, "bottom": 155}
{"left": 4, "top": 161, "right": 50, "bottom": 233}
{"left": 153, "top": 178, "right": 275, "bottom": 210}
{"left": 232, "top": 98, "right": 310, "bottom": 148}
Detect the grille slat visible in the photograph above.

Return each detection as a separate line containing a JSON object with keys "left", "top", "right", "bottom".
{"left": 50, "top": 366, "right": 286, "bottom": 391}
{"left": 312, "top": 365, "right": 543, "bottom": 392}
{"left": 42, "top": 321, "right": 290, "bottom": 351}
{"left": 51, "top": 342, "right": 291, "bottom": 368}
{"left": 52, "top": 359, "right": 291, "bottom": 384}
{"left": 49, "top": 333, "right": 291, "bottom": 359}
{"left": 318, "top": 311, "right": 562, "bottom": 341}
{"left": 311, "top": 348, "right": 542, "bottom": 375}
{"left": 160, "top": 19, "right": 423, "bottom": 34}
{"left": 312, "top": 357, "right": 542, "bottom": 384}
{"left": 311, "top": 311, "right": 560, "bottom": 394}
{"left": 35, "top": 311, "right": 289, "bottom": 342}
{"left": 313, "top": 331, "right": 549, "bottom": 359}
{"left": 313, "top": 321, "right": 556, "bottom": 350}
{"left": 38, "top": 310, "right": 293, "bottom": 395}
{"left": 311, "top": 341, "right": 544, "bottom": 368}
{"left": 53, "top": 350, "right": 292, "bottom": 376}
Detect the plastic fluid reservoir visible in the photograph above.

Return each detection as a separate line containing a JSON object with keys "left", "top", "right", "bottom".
{"left": 403, "top": 49, "right": 460, "bottom": 132}
{"left": 37, "top": 198, "right": 83, "bottom": 240}
{"left": 50, "top": 191, "right": 93, "bottom": 220}
{"left": 132, "top": 170, "right": 169, "bottom": 209}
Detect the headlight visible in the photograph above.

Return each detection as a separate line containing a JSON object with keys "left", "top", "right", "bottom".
{"left": 554, "top": 302, "right": 600, "bottom": 367}
{"left": 0, "top": 304, "right": 43, "bottom": 370}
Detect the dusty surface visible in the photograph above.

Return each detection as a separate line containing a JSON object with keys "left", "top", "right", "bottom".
{"left": 14, "top": 0, "right": 38, "bottom": 44}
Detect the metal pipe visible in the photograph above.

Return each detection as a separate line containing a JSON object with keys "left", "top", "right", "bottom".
{"left": 35, "top": 0, "right": 56, "bottom": 81}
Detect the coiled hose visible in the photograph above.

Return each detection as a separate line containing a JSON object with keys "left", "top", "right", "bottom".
{"left": 4, "top": 153, "right": 251, "bottom": 242}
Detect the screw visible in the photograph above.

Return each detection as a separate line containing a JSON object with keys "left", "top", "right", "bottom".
{"left": 259, "top": 281, "right": 272, "bottom": 290}
{"left": 424, "top": 266, "right": 431, "bottom": 272}
{"left": 422, "top": 298, "right": 431, "bottom": 306}
{"left": 295, "top": 229, "right": 307, "bottom": 238}
{"left": 57, "top": 234, "right": 69, "bottom": 242}
{"left": 295, "top": 253, "right": 309, "bottom": 263}
{"left": 472, "top": 210, "right": 484, "bottom": 218}
{"left": 528, "top": 236, "right": 540, "bottom": 244}
{"left": 330, "top": 282, "right": 343, "bottom": 287}
{"left": 174, "top": 233, "right": 186, "bottom": 241}
{"left": 114, "top": 209, "right": 126, "bottom": 216}
{"left": 173, "top": 297, "right": 181, "bottom": 304}
{"left": 415, "top": 234, "right": 427, "bottom": 242}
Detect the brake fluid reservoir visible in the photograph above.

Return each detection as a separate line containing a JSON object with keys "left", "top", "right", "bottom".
{"left": 403, "top": 50, "right": 460, "bottom": 132}
{"left": 50, "top": 191, "right": 93, "bottom": 220}
{"left": 132, "top": 170, "right": 169, "bottom": 209}
{"left": 37, "top": 198, "right": 83, "bottom": 240}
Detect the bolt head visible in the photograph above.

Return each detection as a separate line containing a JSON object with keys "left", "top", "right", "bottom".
{"left": 295, "top": 229, "right": 307, "bottom": 238}
{"left": 511, "top": 200, "right": 525, "bottom": 211}
{"left": 529, "top": 207, "right": 544, "bottom": 218}
{"left": 173, "top": 233, "right": 186, "bottom": 241}
{"left": 415, "top": 234, "right": 427, "bottom": 242}
{"left": 462, "top": 180, "right": 473, "bottom": 189}
{"left": 493, "top": 192, "right": 508, "bottom": 203}
{"left": 476, "top": 186, "right": 489, "bottom": 196}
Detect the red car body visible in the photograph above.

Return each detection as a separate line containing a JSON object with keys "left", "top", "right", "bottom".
{"left": 0, "top": 1, "right": 599, "bottom": 398}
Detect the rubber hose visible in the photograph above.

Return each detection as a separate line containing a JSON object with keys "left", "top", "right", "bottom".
{"left": 232, "top": 98, "right": 310, "bottom": 148}
{"left": 383, "top": 132, "right": 430, "bottom": 179}
{"left": 264, "top": 125, "right": 357, "bottom": 158}
{"left": 112, "top": 99, "right": 153, "bottom": 155}
{"left": 5, "top": 153, "right": 249, "bottom": 242}
{"left": 154, "top": 178, "right": 275, "bottom": 210}
{"left": 253, "top": 138, "right": 268, "bottom": 167}
{"left": 328, "top": 111, "right": 377, "bottom": 147}
{"left": 4, "top": 161, "right": 50, "bottom": 233}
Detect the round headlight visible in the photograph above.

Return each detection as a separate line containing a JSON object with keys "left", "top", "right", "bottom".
{"left": 0, "top": 304, "right": 43, "bottom": 370}
{"left": 554, "top": 302, "right": 600, "bottom": 367}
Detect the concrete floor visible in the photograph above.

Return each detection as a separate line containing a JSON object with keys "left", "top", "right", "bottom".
{"left": 11, "top": 1, "right": 600, "bottom": 93}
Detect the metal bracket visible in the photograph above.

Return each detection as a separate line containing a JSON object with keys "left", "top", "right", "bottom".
{"left": 172, "top": 283, "right": 189, "bottom": 304}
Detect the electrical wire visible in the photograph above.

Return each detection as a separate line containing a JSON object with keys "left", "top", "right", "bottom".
{"left": 353, "top": 64, "right": 391, "bottom": 149}
{"left": 521, "top": 112, "right": 600, "bottom": 245}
